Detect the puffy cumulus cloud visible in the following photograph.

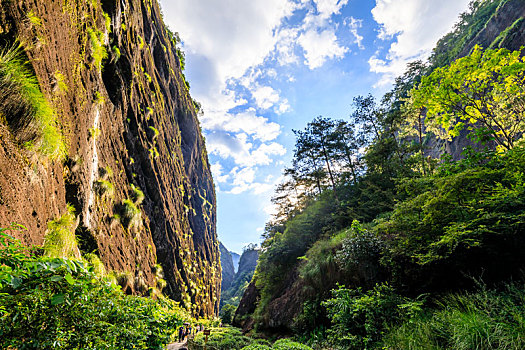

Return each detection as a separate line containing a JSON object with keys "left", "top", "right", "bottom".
{"left": 298, "top": 29, "right": 349, "bottom": 69}
{"left": 370, "top": 0, "right": 470, "bottom": 85}
{"left": 206, "top": 131, "right": 286, "bottom": 168}
{"left": 226, "top": 167, "right": 280, "bottom": 195}
{"left": 210, "top": 163, "right": 230, "bottom": 184}
{"left": 161, "top": 0, "right": 297, "bottom": 83}
{"left": 252, "top": 86, "right": 281, "bottom": 110}
{"left": 274, "top": 27, "right": 301, "bottom": 66}
{"left": 201, "top": 108, "right": 280, "bottom": 142}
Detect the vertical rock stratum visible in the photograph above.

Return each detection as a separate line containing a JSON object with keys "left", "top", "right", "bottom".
{"left": 0, "top": 0, "right": 220, "bottom": 316}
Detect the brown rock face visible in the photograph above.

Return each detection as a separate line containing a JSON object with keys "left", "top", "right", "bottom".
{"left": 0, "top": 0, "right": 220, "bottom": 316}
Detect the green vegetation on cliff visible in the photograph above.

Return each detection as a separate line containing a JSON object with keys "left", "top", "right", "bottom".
{"left": 0, "top": 44, "right": 66, "bottom": 160}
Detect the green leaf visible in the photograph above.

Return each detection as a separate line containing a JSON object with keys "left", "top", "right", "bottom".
{"left": 50, "top": 275, "right": 63, "bottom": 282}
{"left": 51, "top": 294, "right": 65, "bottom": 305}
{"left": 10, "top": 276, "right": 22, "bottom": 289}
{"left": 64, "top": 273, "right": 75, "bottom": 285}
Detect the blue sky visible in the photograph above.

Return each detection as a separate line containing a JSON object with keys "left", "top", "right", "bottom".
{"left": 159, "top": 0, "right": 471, "bottom": 253}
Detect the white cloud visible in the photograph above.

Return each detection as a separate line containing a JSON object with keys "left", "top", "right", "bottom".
{"left": 276, "top": 99, "right": 291, "bottom": 115}
{"left": 314, "top": 0, "right": 349, "bottom": 20}
{"left": 162, "top": 0, "right": 297, "bottom": 83}
{"left": 274, "top": 27, "right": 301, "bottom": 66}
{"left": 252, "top": 86, "right": 281, "bottom": 110}
{"left": 345, "top": 16, "right": 364, "bottom": 49}
{"left": 210, "top": 163, "right": 230, "bottom": 184}
{"left": 370, "top": 0, "right": 470, "bottom": 85}
{"left": 298, "top": 29, "right": 349, "bottom": 69}
{"left": 206, "top": 132, "right": 286, "bottom": 168}
{"left": 228, "top": 167, "right": 280, "bottom": 195}
{"left": 160, "top": 0, "right": 351, "bottom": 195}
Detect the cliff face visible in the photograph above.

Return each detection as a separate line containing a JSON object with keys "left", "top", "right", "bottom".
{"left": 220, "top": 242, "right": 235, "bottom": 292}
{"left": 236, "top": 248, "right": 259, "bottom": 277}
{"left": 0, "top": 0, "right": 220, "bottom": 316}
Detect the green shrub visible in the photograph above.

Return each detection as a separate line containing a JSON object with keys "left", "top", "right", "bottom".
{"left": 0, "top": 230, "right": 184, "bottom": 349}
{"left": 42, "top": 204, "right": 79, "bottom": 259}
{"left": 83, "top": 252, "right": 106, "bottom": 277}
{"left": 272, "top": 339, "right": 312, "bottom": 350}
{"left": 0, "top": 44, "right": 66, "bottom": 160}
{"left": 240, "top": 344, "right": 271, "bottom": 350}
{"left": 322, "top": 283, "right": 413, "bottom": 349}
{"left": 221, "top": 304, "right": 237, "bottom": 324}
{"left": 192, "top": 326, "right": 254, "bottom": 349}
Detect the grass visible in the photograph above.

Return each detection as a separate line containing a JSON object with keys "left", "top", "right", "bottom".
{"left": 87, "top": 28, "right": 107, "bottom": 71}
{"left": 148, "top": 125, "right": 159, "bottom": 140}
{"left": 116, "top": 199, "right": 141, "bottom": 230}
{"left": 110, "top": 270, "right": 133, "bottom": 289}
{"left": 43, "top": 204, "right": 79, "bottom": 258}
{"left": 83, "top": 252, "right": 106, "bottom": 277}
{"left": 131, "top": 184, "right": 145, "bottom": 205}
{"left": 89, "top": 127, "right": 101, "bottom": 139}
{"left": 94, "top": 179, "right": 114, "bottom": 201}
{"left": 94, "top": 91, "right": 105, "bottom": 105}
{"left": 27, "top": 11, "right": 42, "bottom": 26}
{"left": 383, "top": 283, "right": 525, "bottom": 350}
{"left": 111, "top": 45, "right": 121, "bottom": 62}
{"left": 53, "top": 71, "right": 68, "bottom": 93}
{"left": 0, "top": 44, "right": 66, "bottom": 160}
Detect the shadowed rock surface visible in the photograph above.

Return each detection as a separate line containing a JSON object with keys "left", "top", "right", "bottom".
{"left": 0, "top": 0, "right": 220, "bottom": 316}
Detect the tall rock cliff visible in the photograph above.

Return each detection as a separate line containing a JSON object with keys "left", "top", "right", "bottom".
{"left": 220, "top": 242, "right": 235, "bottom": 292}
{"left": 0, "top": 0, "right": 220, "bottom": 316}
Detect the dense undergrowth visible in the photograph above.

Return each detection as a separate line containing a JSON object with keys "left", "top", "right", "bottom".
{"left": 190, "top": 326, "right": 312, "bottom": 350}
{"left": 0, "top": 225, "right": 186, "bottom": 349}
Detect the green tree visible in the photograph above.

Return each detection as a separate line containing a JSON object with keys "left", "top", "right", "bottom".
{"left": 409, "top": 45, "right": 525, "bottom": 151}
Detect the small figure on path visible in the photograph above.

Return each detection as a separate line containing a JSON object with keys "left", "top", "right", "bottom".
{"left": 178, "top": 325, "right": 184, "bottom": 342}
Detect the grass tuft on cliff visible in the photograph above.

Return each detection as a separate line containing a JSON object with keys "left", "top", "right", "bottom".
{"left": 94, "top": 179, "right": 114, "bottom": 201}
{"left": 87, "top": 28, "right": 107, "bottom": 71}
{"left": 117, "top": 199, "right": 142, "bottom": 230}
{"left": 0, "top": 44, "right": 66, "bottom": 160}
{"left": 43, "top": 204, "right": 79, "bottom": 259}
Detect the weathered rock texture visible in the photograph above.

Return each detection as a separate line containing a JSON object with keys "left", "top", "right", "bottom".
{"left": 220, "top": 242, "right": 235, "bottom": 292}
{"left": 0, "top": 0, "right": 220, "bottom": 316}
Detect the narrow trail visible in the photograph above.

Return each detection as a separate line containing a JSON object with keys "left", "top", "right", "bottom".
{"left": 166, "top": 340, "right": 187, "bottom": 350}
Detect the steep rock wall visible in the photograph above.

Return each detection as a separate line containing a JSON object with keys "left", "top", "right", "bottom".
{"left": 220, "top": 242, "right": 235, "bottom": 292}
{"left": 0, "top": 0, "right": 220, "bottom": 316}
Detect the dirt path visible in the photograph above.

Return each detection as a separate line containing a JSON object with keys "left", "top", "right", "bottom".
{"left": 166, "top": 340, "right": 187, "bottom": 350}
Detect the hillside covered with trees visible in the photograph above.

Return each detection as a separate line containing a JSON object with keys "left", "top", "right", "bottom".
{"left": 233, "top": 0, "right": 525, "bottom": 348}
